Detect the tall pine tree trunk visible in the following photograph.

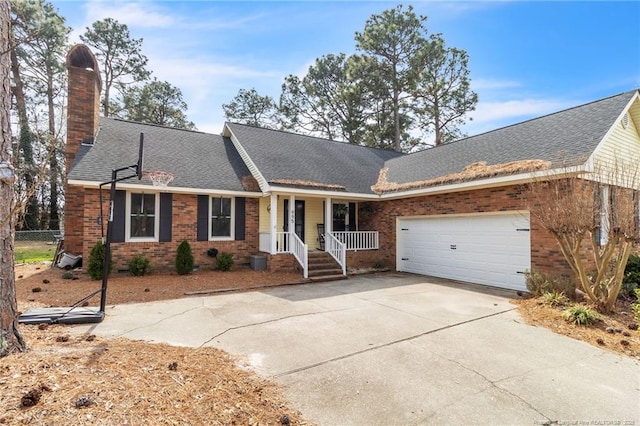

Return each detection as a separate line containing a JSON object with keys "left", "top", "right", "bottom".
{"left": 1, "top": 0, "right": 26, "bottom": 357}
{"left": 10, "top": 31, "right": 39, "bottom": 229}
{"left": 47, "top": 72, "right": 59, "bottom": 229}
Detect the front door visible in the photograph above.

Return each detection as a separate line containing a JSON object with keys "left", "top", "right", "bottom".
{"left": 284, "top": 199, "right": 305, "bottom": 242}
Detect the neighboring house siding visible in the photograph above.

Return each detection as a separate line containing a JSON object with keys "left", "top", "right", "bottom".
{"left": 591, "top": 101, "right": 640, "bottom": 187}
{"left": 79, "top": 189, "right": 259, "bottom": 270}
{"left": 350, "top": 184, "right": 571, "bottom": 277}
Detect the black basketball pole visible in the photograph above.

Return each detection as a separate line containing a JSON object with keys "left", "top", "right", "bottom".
{"left": 99, "top": 133, "right": 144, "bottom": 314}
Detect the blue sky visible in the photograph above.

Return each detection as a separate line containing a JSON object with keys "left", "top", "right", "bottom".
{"left": 51, "top": 1, "right": 640, "bottom": 138}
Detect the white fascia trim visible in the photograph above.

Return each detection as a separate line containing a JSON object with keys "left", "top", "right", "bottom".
{"left": 585, "top": 91, "right": 640, "bottom": 169}
{"left": 378, "top": 166, "right": 589, "bottom": 200}
{"left": 67, "top": 179, "right": 263, "bottom": 197}
{"left": 70, "top": 166, "right": 590, "bottom": 202}
{"left": 223, "top": 123, "right": 271, "bottom": 193}
{"left": 267, "top": 186, "right": 379, "bottom": 200}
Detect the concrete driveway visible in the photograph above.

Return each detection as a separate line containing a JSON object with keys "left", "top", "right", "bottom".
{"left": 73, "top": 273, "right": 640, "bottom": 425}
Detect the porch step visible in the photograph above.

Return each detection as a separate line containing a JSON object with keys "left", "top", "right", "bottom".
{"left": 308, "top": 274, "right": 347, "bottom": 283}
{"left": 308, "top": 268, "right": 344, "bottom": 278}
{"left": 307, "top": 251, "right": 335, "bottom": 262}
{"left": 307, "top": 251, "right": 345, "bottom": 280}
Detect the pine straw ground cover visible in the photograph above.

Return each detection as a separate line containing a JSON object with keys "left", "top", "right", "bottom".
{"left": 15, "top": 263, "right": 304, "bottom": 307}
{"left": 1, "top": 327, "right": 305, "bottom": 425}
{"left": 4, "top": 264, "right": 309, "bottom": 425}
{"left": 513, "top": 297, "right": 640, "bottom": 360}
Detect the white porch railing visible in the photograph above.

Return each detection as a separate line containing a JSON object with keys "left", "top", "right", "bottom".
{"left": 262, "top": 231, "right": 307, "bottom": 279}
{"left": 330, "top": 231, "right": 379, "bottom": 251}
{"left": 325, "top": 232, "right": 346, "bottom": 276}
{"left": 288, "top": 232, "right": 308, "bottom": 279}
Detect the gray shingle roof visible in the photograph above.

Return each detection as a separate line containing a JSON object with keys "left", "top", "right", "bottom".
{"left": 68, "top": 117, "right": 251, "bottom": 192}
{"left": 384, "top": 90, "right": 637, "bottom": 185}
{"left": 69, "top": 90, "right": 636, "bottom": 196}
{"left": 225, "top": 123, "right": 404, "bottom": 194}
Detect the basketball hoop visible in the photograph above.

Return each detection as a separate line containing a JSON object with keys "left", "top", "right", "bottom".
{"left": 144, "top": 170, "right": 175, "bottom": 188}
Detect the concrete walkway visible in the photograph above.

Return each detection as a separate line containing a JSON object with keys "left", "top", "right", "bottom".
{"left": 73, "top": 273, "right": 640, "bottom": 425}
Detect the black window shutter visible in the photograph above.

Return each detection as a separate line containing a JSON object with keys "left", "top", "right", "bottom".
{"left": 235, "top": 197, "right": 246, "bottom": 241}
{"left": 159, "top": 193, "right": 172, "bottom": 242}
{"left": 197, "top": 195, "right": 208, "bottom": 241}
{"left": 348, "top": 202, "right": 356, "bottom": 231}
{"left": 112, "top": 190, "right": 126, "bottom": 242}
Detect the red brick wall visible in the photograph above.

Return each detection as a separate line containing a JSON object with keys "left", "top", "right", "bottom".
{"left": 353, "top": 184, "right": 573, "bottom": 276}
{"left": 64, "top": 57, "right": 101, "bottom": 255}
{"left": 80, "top": 189, "right": 260, "bottom": 271}
{"left": 70, "top": 180, "right": 595, "bottom": 279}
{"left": 63, "top": 186, "right": 86, "bottom": 256}
{"left": 65, "top": 66, "right": 100, "bottom": 175}
{"left": 266, "top": 253, "right": 297, "bottom": 273}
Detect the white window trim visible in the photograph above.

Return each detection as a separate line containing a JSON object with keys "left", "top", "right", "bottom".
{"left": 210, "top": 196, "right": 235, "bottom": 241}
{"left": 126, "top": 191, "right": 160, "bottom": 242}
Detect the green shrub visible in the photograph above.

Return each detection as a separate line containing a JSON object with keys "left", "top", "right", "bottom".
{"left": 87, "top": 240, "right": 112, "bottom": 280}
{"left": 216, "top": 252, "right": 234, "bottom": 272}
{"left": 562, "top": 305, "right": 600, "bottom": 326}
{"left": 541, "top": 291, "right": 568, "bottom": 307}
{"left": 62, "top": 271, "right": 74, "bottom": 280}
{"left": 129, "top": 255, "right": 151, "bottom": 276}
{"left": 525, "top": 270, "right": 575, "bottom": 298}
{"left": 632, "top": 289, "right": 640, "bottom": 325}
{"left": 175, "top": 240, "right": 194, "bottom": 275}
{"left": 622, "top": 254, "right": 640, "bottom": 298}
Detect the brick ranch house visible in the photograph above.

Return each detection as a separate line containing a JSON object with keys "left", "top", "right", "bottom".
{"left": 63, "top": 45, "right": 640, "bottom": 292}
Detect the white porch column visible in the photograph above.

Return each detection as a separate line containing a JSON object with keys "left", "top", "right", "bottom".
{"left": 324, "top": 197, "right": 332, "bottom": 234}
{"left": 270, "top": 193, "right": 277, "bottom": 254}
{"left": 289, "top": 194, "right": 296, "bottom": 233}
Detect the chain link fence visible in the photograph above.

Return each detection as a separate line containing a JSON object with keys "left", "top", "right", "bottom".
{"left": 15, "top": 230, "right": 62, "bottom": 242}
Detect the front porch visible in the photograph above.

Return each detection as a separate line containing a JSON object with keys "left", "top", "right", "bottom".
{"left": 257, "top": 194, "right": 379, "bottom": 278}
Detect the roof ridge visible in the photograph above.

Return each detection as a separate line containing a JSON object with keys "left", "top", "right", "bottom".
{"left": 227, "top": 121, "right": 405, "bottom": 156}
{"left": 106, "top": 116, "right": 210, "bottom": 135}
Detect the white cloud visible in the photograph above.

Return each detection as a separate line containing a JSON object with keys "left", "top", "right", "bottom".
{"left": 472, "top": 78, "right": 521, "bottom": 91}
{"left": 471, "top": 98, "right": 574, "bottom": 125}
{"left": 462, "top": 97, "right": 577, "bottom": 136}
{"left": 83, "top": 1, "right": 175, "bottom": 28}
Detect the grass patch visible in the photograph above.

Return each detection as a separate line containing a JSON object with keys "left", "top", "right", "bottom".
{"left": 14, "top": 241, "right": 55, "bottom": 264}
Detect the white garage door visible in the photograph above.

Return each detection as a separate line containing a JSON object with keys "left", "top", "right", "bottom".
{"left": 397, "top": 213, "right": 531, "bottom": 291}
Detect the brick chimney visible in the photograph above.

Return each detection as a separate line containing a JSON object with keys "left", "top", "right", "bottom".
{"left": 65, "top": 44, "right": 101, "bottom": 174}
{"left": 64, "top": 44, "right": 101, "bottom": 256}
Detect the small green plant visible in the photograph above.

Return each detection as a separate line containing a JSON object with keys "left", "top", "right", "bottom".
{"left": 216, "top": 252, "right": 234, "bottom": 272}
{"left": 562, "top": 305, "right": 600, "bottom": 326}
{"left": 541, "top": 291, "right": 568, "bottom": 307}
{"left": 175, "top": 240, "right": 194, "bottom": 275}
{"left": 373, "top": 260, "right": 386, "bottom": 270}
{"left": 632, "top": 289, "right": 640, "bottom": 325}
{"left": 129, "top": 255, "right": 151, "bottom": 277}
{"left": 622, "top": 254, "right": 640, "bottom": 298}
{"left": 62, "top": 271, "right": 74, "bottom": 280}
{"left": 87, "top": 240, "right": 112, "bottom": 280}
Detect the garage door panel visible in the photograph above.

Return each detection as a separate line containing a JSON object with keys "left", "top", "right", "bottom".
{"left": 398, "top": 213, "right": 530, "bottom": 291}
